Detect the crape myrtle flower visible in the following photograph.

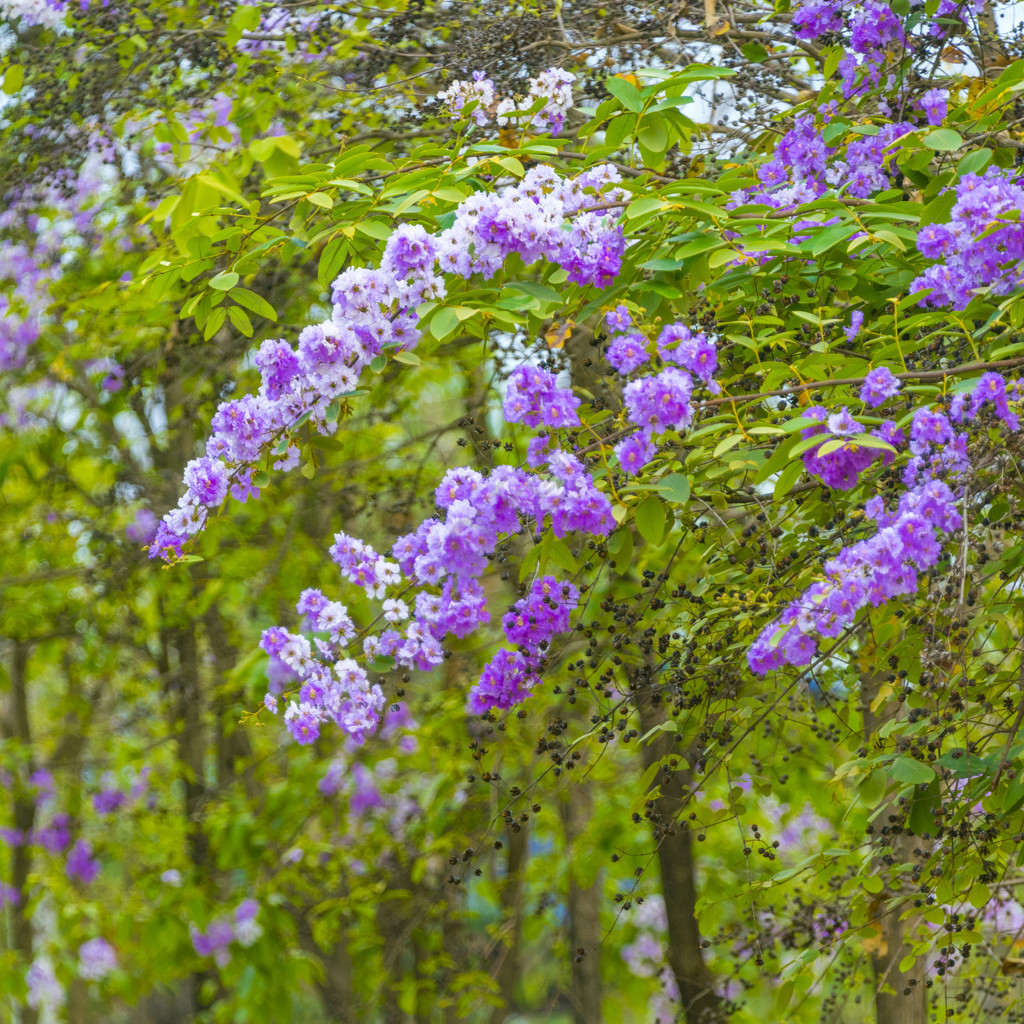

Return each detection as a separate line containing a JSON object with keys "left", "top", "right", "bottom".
{"left": 799, "top": 405, "right": 895, "bottom": 489}
{"left": 845, "top": 310, "right": 865, "bottom": 343}
{"left": 624, "top": 367, "right": 694, "bottom": 434}
{"left": 749, "top": 373, "right": 1022, "bottom": 674}
{"left": 155, "top": 160, "right": 628, "bottom": 561}
{"left": 437, "top": 72, "right": 496, "bottom": 126}
{"left": 921, "top": 88, "right": 948, "bottom": 126}
{"left": 78, "top": 938, "right": 117, "bottom": 981}
{"left": 616, "top": 432, "right": 656, "bottom": 476}
{"left": 912, "top": 169, "right": 1024, "bottom": 309}
{"left": 503, "top": 364, "right": 580, "bottom": 428}
{"left": 792, "top": 0, "right": 844, "bottom": 40}
{"left": 606, "top": 332, "right": 649, "bottom": 375}
{"left": 467, "top": 648, "right": 540, "bottom": 714}
{"left": 859, "top": 366, "right": 901, "bottom": 407}
{"left": 67, "top": 839, "right": 100, "bottom": 885}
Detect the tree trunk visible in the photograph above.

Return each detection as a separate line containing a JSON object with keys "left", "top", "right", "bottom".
{"left": 4, "top": 642, "right": 39, "bottom": 1024}
{"left": 862, "top": 674, "right": 927, "bottom": 1024}
{"left": 488, "top": 821, "right": 528, "bottom": 1024}
{"left": 292, "top": 907, "right": 356, "bottom": 1024}
{"left": 636, "top": 698, "right": 726, "bottom": 1024}
{"left": 559, "top": 778, "right": 603, "bottom": 1024}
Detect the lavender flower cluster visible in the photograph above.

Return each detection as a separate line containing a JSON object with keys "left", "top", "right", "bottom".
{"left": 792, "top": 0, "right": 978, "bottom": 97}
{"left": 749, "top": 372, "right": 1023, "bottom": 673}
{"left": 438, "top": 68, "right": 576, "bottom": 134}
{"left": 912, "top": 168, "right": 1024, "bottom": 310}
{"left": 797, "top": 403, "right": 902, "bottom": 491}
{"left": 734, "top": 111, "right": 913, "bottom": 214}
{"left": 1, "top": 150, "right": 113, "bottom": 373}
{"left": 604, "top": 305, "right": 718, "bottom": 476}
{"left": 191, "top": 898, "right": 263, "bottom": 967}
{"left": 257, "top": 291, "right": 726, "bottom": 736}
{"left": 152, "top": 163, "right": 627, "bottom": 560}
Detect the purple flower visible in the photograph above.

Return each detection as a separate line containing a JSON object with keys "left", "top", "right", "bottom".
{"left": 502, "top": 575, "right": 579, "bottom": 653}
{"left": 503, "top": 365, "right": 580, "bottom": 429}
{"left": 467, "top": 649, "right": 539, "bottom": 714}
{"left": 845, "top": 310, "right": 864, "bottom": 343}
{"left": 233, "top": 899, "right": 263, "bottom": 947}
{"left": 615, "top": 433, "right": 656, "bottom": 475}
{"left": 606, "top": 332, "right": 649, "bottom": 375}
{"left": 67, "top": 839, "right": 100, "bottom": 885}
{"left": 791, "top": 0, "right": 843, "bottom": 40}
{"left": 657, "top": 324, "right": 717, "bottom": 382}
{"left": 921, "top": 89, "right": 948, "bottom": 126}
{"left": 284, "top": 703, "right": 321, "bottom": 745}
{"left": 183, "top": 457, "right": 229, "bottom": 508}
{"left": 623, "top": 367, "right": 694, "bottom": 434}
{"left": 78, "top": 938, "right": 117, "bottom": 981}
{"left": 604, "top": 304, "right": 632, "bottom": 332}
{"left": 126, "top": 508, "right": 158, "bottom": 545}
{"left": 859, "top": 367, "right": 901, "bottom": 407}
{"left": 912, "top": 169, "right": 1024, "bottom": 309}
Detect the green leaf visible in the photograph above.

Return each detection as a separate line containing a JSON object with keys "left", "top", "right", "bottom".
{"left": 889, "top": 757, "right": 936, "bottom": 785}
{"left": 510, "top": 281, "right": 563, "bottom": 304}
{"left": 936, "top": 751, "right": 995, "bottom": 778}
{"left": 370, "top": 354, "right": 387, "bottom": 373}
{"left": 203, "top": 306, "right": 226, "bottom": 340}
{"left": 635, "top": 496, "right": 667, "bottom": 545}
{"left": 626, "top": 197, "right": 667, "bottom": 220}
{"left": 2, "top": 65, "right": 24, "bottom": 95}
{"left": 548, "top": 540, "right": 579, "bottom": 573}
{"left": 613, "top": 529, "right": 634, "bottom": 574}
{"left": 306, "top": 192, "right": 334, "bottom": 209}
{"left": 919, "top": 188, "right": 957, "bottom": 228}
{"left": 209, "top": 271, "right": 239, "bottom": 291}
{"left": 227, "top": 306, "right": 253, "bottom": 337}
{"left": 230, "top": 287, "right": 277, "bottom": 322}
{"left": 922, "top": 128, "right": 964, "bottom": 151}
{"left": 656, "top": 473, "right": 691, "bottom": 505}
{"left": 638, "top": 118, "right": 669, "bottom": 156}
{"left": 393, "top": 349, "right": 421, "bottom": 366}
{"left": 429, "top": 307, "right": 461, "bottom": 340}
{"left": 519, "top": 541, "right": 543, "bottom": 581}
{"left": 773, "top": 460, "right": 805, "bottom": 499}
{"left": 809, "top": 221, "right": 858, "bottom": 256}
{"left": 957, "top": 148, "right": 992, "bottom": 177}
{"left": 1002, "top": 772, "right": 1024, "bottom": 814}
{"left": 605, "top": 75, "right": 644, "bottom": 112}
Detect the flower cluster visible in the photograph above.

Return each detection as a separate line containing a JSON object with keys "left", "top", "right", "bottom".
{"left": 437, "top": 72, "right": 495, "bottom": 127}
{"left": 0, "top": 0, "right": 69, "bottom": 29}
{"left": 503, "top": 364, "right": 580, "bottom": 428}
{"left": 78, "top": 938, "right": 117, "bottom": 981}
{"left": 235, "top": 6, "right": 329, "bottom": 61}
{"left": 191, "top": 899, "right": 263, "bottom": 967}
{"left": 912, "top": 168, "right": 1024, "bottom": 309}
{"left": 261, "top": 621, "right": 386, "bottom": 745}
{"left": 503, "top": 575, "right": 579, "bottom": 651}
{"left": 749, "top": 372, "right": 1022, "bottom": 673}
{"left": 735, "top": 112, "right": 912, "bottom": 213}
{"left": 438, "top": 67, "right": 576, "bottom": 133}
{"left": 798, "top": 406, "right": 898, "bottom": 490}
{"left": 26, "top": 957, "right": 64, "bottom": 1015}
{"left": 792, "top": 0, "right": 843, "bottom": 41}
{"left": 153, "top": 163, "right": 626, "bottom": 560}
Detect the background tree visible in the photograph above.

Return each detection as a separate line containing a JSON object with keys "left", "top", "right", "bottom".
{"left": 5, "top": 2, "right": 1024, "bottom": 1024}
